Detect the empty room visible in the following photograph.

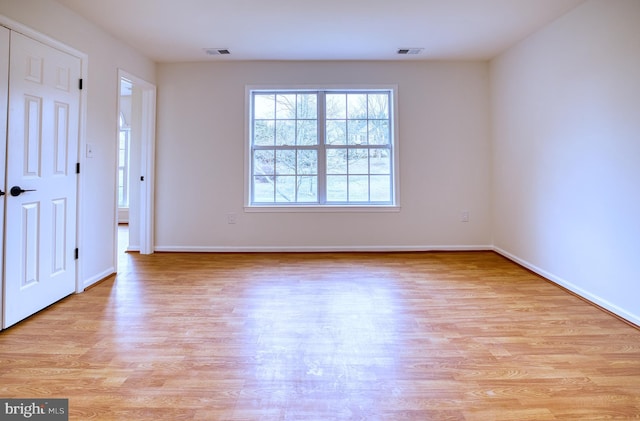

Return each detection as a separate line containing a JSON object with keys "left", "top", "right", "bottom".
{"left": 0, "top": 0, "right": 639, "bottom": 419}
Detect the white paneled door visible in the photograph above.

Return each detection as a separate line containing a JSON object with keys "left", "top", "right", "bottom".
{"left": 3, "top": 31, "right": 81, "bottom": 328}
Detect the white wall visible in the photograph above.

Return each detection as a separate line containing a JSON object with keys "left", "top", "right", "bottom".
{"left": 0, "top": 0, "right": 156, "bottom": 287}
{"left": 156, "top": 61, "right": 492, "bottom": 251}
{"left": 491, "top": 0, "right": 640, "bottom": 324}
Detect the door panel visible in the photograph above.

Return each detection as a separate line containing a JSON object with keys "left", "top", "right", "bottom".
{"left": 22, "top": 202, "right": 40, "bottom": 288}
{"left": 3, "top": 32, "right": 81, "bottom": 328}
{"left": 52, "top": 198, "right": 68, "bottom": 275}
{"left": 24, "top": 95, "right": 42, "bottom": 176}
{"left": 0, "top": 26, "right": 9, "bottom": 328}
{"left": 55, "top": 103, "right": 70, "bottom": 174}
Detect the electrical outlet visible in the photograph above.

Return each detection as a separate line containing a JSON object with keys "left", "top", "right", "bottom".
{"left": 227, "top": 213, "right": 237, "bottom": 224}
{"left": 461, "top": 210, "right": 469, "bottom": 222}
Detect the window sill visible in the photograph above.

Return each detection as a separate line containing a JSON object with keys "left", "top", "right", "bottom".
{"left": 244, "top": 205, "right": 401, "bottom": 213}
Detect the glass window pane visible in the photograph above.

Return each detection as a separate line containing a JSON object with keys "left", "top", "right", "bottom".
{"left": 276, "top": 94, "right": 296, "bottom": 119}
{"left": 348, "top": 149, "right": 369, "bottom": 174}
{"left": 254, "top": 120, "right": 275, "bottom": 146}
{"left": 326, "top": 120, "right": 346, "bottom": 145}
{"left": 326, "top": 93, "right": 346, "bottom": 119}
{"left": 250, "top": 89, "right": 394, "bottom": 206}
{"left": 275, "top": 176, "right": 296, "bottom": 202}
{"left": 370, "top": 175, "right": 391, "bottom": 202}
{"left": 348, "top": 175, "right": 369, "bottom": 201}
{"left": 348, "top": 120, "right": 367, "bottom": 145}
{"left": 297, "top": 176, "right": 317, "bottom": 202}
{"left": 368, "top": 120, "right": 389, "bottom": 145}
{"left": 254, "top": 94, "right": 275, "bottom": 119}
{"left": 297, "top": 94, "right": 317, "bottom": 119}
{"left": 368, "top": 94, "right": 389, "bottom": 118}
{"left": 347, "top": 94, "right": 367, "bottom": 119}
{"left": 254, "top": 176, "right": 275, "bottom": 202}
{"left": 254, "top": 150, "right": 275, "bottom": 175}
{"left": 276, "top": 120, "right": 296, "bottom": 145}
{"left": 327, "top": 175, "right": 347, "bottom": 202}
{"left": 297, "top": 150, "right": 317, "bottom": 175}
{"left": 276, "top": 150, "right": 296, "bottom": 175}
{"left": 297, "top": 120, "right": 317, "bottom": 145}
{"left": 327, "top": 149, "right": 347, "bottom": 174}
{"left": 370, "top": 149, "right": 390, "bottom": 174}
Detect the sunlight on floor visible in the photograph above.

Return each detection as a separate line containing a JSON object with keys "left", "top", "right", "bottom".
{"left": 245, "top": 269, "right": 402, "bottom": 418}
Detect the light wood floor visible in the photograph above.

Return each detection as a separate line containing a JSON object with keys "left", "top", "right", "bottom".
{"left": 1, "top": 250, "right": 639, "bottom": 420}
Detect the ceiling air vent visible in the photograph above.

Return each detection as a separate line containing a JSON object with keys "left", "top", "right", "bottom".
{"left": 204, "top": 48, "right": 231, "bottom": 56}
{"left": 397, "top": 48, "right": 424, "bottom": 55}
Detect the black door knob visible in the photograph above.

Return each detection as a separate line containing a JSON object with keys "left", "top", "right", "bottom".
{"left": 10, "top": 186, "right": 37, "bottom": 197}
{"left": 0, "top": 190, "right": 5, "bottom": 196}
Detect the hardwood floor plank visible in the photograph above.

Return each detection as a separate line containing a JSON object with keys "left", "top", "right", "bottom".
{"left": 1, "top": 251, "right": 639, "bottom": 420}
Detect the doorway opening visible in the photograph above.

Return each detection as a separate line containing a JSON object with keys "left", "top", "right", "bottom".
{"left": 117, "top": 78, "right": 132, "bottom": 265}
{"left": 115, "top": 71, "right": 156, "bottom": 270}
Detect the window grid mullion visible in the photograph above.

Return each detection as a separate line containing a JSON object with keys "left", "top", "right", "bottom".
{"left": 293, "top": 93, "right": 300, "bottom": 202}
{"left": 317, "top": 92, "right": 327, "bottom": 205}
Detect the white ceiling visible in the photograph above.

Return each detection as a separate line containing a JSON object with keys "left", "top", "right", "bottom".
{"left": 53, "top": 0, "right": 585, "bottom": 62}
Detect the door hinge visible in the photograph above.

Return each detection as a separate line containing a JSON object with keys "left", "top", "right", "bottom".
{"left": 76, "top": 162, "right": 80, "bottom": 174}
{"left": 79, "top": 79, "right": 83, "bottom": 90}
{"left": 74, "top": 248, "right": 79, "bottom": 260}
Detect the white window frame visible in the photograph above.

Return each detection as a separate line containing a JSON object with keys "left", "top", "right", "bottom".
{"left": 244, "top": 85, "right": 400, "bottom": 212}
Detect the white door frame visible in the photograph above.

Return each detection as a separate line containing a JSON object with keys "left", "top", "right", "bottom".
{"left": 0, "top": 15, "right": 88, "bottom": 296}
{"left": 116, "top": 69, "right": 156, "bottom": 259}
{"left": 0, "top": 26, "right": 9, "bottom": 328}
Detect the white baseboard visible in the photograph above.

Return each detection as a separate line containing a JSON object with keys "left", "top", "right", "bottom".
{"left": 493, "top": 247, "right": 640, "bottom": 327}
{"left": 153, "top": 244, "right": 494, "bottom": 253}
{"left": 82, "top": 267, "right": 115, "bottom": 290}
{"left": 117, "top": 208, "right": 129, "bottom": 224}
